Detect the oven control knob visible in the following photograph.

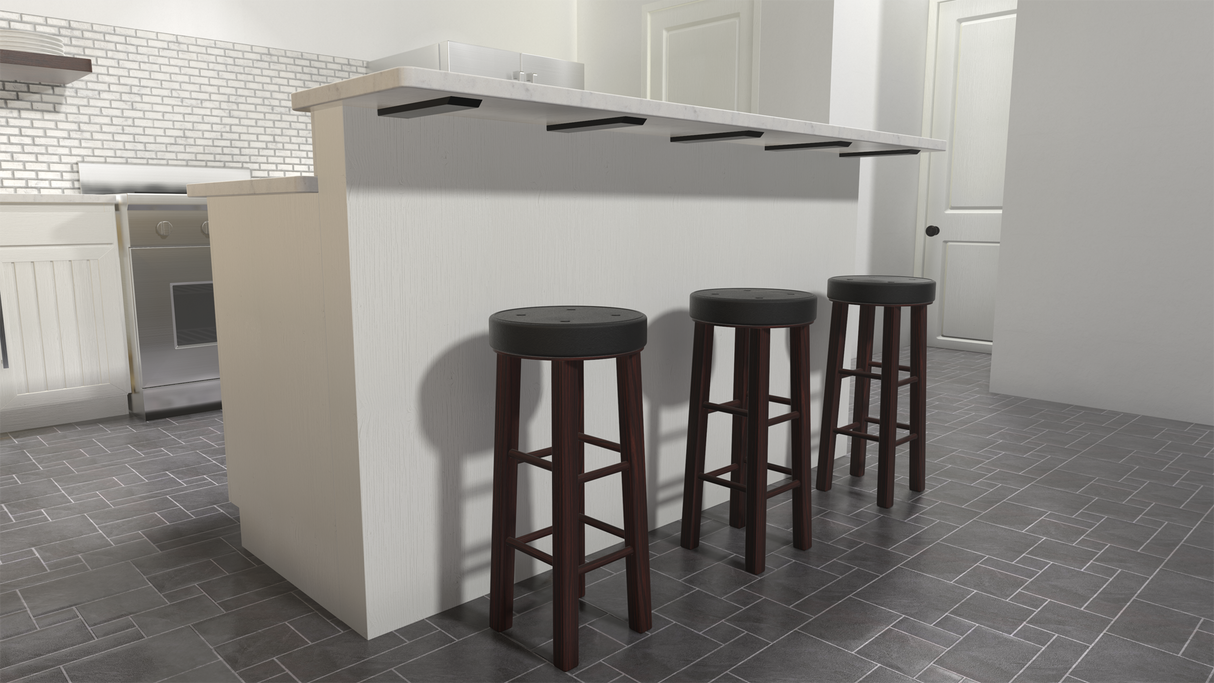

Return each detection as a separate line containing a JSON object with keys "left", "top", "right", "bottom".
{"left": 155, "top": 221, "right": 173, "bottom": 238}
{"left": 201, "top": 221, "right": 209, "bottom": 238}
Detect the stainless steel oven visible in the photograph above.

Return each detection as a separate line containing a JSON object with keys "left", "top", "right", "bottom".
{"left": 80, "top": 163, "right": 251, "bottom": 419}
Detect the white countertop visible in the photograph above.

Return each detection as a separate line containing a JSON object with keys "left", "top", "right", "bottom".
{"left": 291, "top": 67, "right": 945, "bottom": 155}
{"left": 188, "top": 175, "right": 318, "bottom": 198}
{"left": 0, "top": 194, "right": 119, "bottom": 204}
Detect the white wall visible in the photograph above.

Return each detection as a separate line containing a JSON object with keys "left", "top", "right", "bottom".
{"left": 576, "top": 0, "right": 833, "bottom": 121}
{"left": 990, "top": 0, "right": 1214, "bottom": 425}
{"left": 829, "top": 0, "right": 929, "bottom": 350}
{"left": 0, "top": 0, "right": 577, "bottom": 63}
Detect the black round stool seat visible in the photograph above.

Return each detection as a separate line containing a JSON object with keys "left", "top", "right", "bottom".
{"left": 489, "top": 306, "right": 647, "bottom": 358}
{"left": 827, "top": 276, "right": 936, "bottom": 306}
{"left": 689, "top": 288, "right": 818, "bottom": 327}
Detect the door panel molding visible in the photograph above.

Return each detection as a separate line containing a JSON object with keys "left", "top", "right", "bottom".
{"left": 915, "top": 0, "right": 1017, "bottom": 353}
{"left": 644, "top": 0, "right": 761, "bottom": 112}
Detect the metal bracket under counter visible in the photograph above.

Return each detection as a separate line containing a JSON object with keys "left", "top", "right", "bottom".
{"left": 292, "top": 67, "right": 946, "bottom": 157}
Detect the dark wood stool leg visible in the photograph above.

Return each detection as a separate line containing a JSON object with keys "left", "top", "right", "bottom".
{"left": 617, "top": 352, "right": 653, "bottom": 634}
{"left": 789, "top": 324, "right": 813, "bottom": 551}
{"left": 729, "top": 327, "right": 750, "bottom": 529}
{"left": 551, "top": 359, "right": 581, "bottom": 671}
{"left": 877, "top": 307, "right": 901, "bottom": 509}
{"left": 489, "top": 354, "right": 522, "bottom": 632}
{"left": 849, "top": 305, "right": 876, "bottom": 477}
{"left": 572, "top": 360, "right": 586, "bottom": 598}
{"left": 816, "top": 301, "right": 849, "bottom": 491}
{"left": 909, "top": 304, "right": 928, "bottom": 493}
{"left": 744, "top": 327, "right": 770, "bottom": 574}
{"left": 680, "top": 322, "right": 714, "bottom": 550}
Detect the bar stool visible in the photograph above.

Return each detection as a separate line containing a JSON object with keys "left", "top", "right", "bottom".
{"left": 816, "top": 276, "right": 936, "bottom": 509}
{"left": 680, "top": 288, "right": 817, "bottom": 575}
{"left": 488, "top": 305, "right": 652, "bottom": 672}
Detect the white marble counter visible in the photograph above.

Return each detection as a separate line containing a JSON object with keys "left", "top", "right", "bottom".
{"left": 292, "top": 67, "right": 945, "bottom": 155}
{"left": 188, "top": 175, "right": 317, "bottom": 198}
{"left": 0, "top": 193, "right": 118, "bottom": 204}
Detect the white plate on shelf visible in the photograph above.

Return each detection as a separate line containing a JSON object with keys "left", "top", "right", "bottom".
{"left": 0, "top": 45, "right": 67, "bottom": 56}
{"left": 0, "top": 29, "right": 64, "bottom": 55}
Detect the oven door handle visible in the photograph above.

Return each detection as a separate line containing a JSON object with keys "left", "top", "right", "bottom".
{"left": 0, "top": 293, "right": 9, "bottom": 369}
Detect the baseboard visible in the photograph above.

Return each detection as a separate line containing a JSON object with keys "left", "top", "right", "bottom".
{"left": 1, "top": 395, "right": 130, "bottom": 434}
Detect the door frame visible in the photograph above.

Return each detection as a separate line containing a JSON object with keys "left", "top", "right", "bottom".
{"left": 913, "top": 0, "right": 1016, "bottom": 352}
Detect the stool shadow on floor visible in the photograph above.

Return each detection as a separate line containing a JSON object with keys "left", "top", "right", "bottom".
{"left": 640, "top": 309, "right": 696, "bottom": 528}
{"left": 420, "top": 333, "right": 542, "bottom": 608}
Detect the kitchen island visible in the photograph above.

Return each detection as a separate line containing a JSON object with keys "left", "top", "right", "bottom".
{"left": 189, "top": 67, "right": 944, "bottom": 638}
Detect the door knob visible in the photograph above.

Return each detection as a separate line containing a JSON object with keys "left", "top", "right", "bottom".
{"left": 156, "top": 221, "right": 173, "bottom": 238}
{"left": 926, "top": 225, "right": 940, "bottom": 237}
{"left": 201, "top": 221, "right": 209, "bottom": 238}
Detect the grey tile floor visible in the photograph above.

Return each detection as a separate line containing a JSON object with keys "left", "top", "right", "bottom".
{"left": 2, "top": 348, "right": 1212, "bottom": 683}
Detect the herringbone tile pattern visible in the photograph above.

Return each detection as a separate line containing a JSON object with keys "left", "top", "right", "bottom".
{"left": 1, "top": 348, "right": 1211, "bottom": 682}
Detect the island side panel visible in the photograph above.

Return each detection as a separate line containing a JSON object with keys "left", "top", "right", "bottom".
{"left": 208, "top": 190, "right": 371, "bottom": 636}
{"left": 335, "top": 104, "right": 860, "bottom": 637}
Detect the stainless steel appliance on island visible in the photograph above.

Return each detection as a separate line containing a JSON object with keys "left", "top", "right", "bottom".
{"left": 79, "top": 162, "right": 251, "bottom": 419}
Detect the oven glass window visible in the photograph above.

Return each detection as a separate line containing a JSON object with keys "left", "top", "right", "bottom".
{"left": 171, "top": 282, "right": 217, "bottom": 347}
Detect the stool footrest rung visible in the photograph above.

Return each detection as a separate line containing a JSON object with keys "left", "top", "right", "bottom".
{"left": 870, "top": 361, "right": 911, "bottom": 372}
{"left": 578, "top": 546, "right": 633, "bottom": 575}
{"left": 701, "top": 473, "right": 746, "bottom": 492}
{"left": 767, "top": 463, "right": 793, "bottom": 476}
{"left": 766, "top": 479, "right": 800, "bottom": 499}
{"left": 705, "top": 463, "right": 741, "bottom": 479}
{"left": 860, "top": 417, "right": 913, "bottom": 431}
{"left": 582, "top": 514, "right": 625, "bottom": 539}
{"left": 840, "top": 368, "right": 881, "bottom": 380}
{"left": 895, "top": 433, "right": 918, "bottom": 446}
{"left": 768, "top": 411, "right": 798, "bottom": 427}
{"left": 769, "top": 395, "right": 792, "bottom": 406}
{"left": 835, "top": 427, "right": 879, "bottom": 442}
{"left": 580, "top": 461, "right": 630, "bottom": 484}
{"left": 580, "top": 433, "right": 621, "bottom": 452}
{"left": 704, "top": 400, "right": 746, "bottom": 417}
{"left": 515, "top": 526, "right": 554, "bottom": 544}
{"left": 510, "top": 448, "right": 554, "bottom": 471}
{"left": 897, "top": 376, "right": 918, "bottom": 387}
{"left": 507, "top": 535, "right": 554, "bottom": 566}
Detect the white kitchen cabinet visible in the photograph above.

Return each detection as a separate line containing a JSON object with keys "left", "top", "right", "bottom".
{"left": 1, "top": 200, "right": 131, "bottom": 432}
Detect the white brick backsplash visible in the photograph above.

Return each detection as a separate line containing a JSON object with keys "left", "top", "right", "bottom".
{"left": 1, "top": 12, "right": 366, "bottom": 193}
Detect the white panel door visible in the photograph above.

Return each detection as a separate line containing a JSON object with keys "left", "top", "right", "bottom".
{"left": 1, "top": 205, "right": 131, "bottom": 415}
{"left": 645, "top": 0, "right": 758, "bottom": 112}
{"left": 919, "top": 0, "right": 1017, "bottom": 352}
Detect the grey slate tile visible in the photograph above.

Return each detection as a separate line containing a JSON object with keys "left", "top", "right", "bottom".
{"left": 856, "top": 627, "right": 946, "bottom": 678}
{"left": 1019, "top": 564, "right": 1109, "bottom": 609}
{"left": 725, "top": 597, "right": 811, "bottom": 642}
{"left": 933, "top": 627, "right": 1041, "bottom": 683}
{"left": 214, "top": 623, "right": 309, "bottom": 671}
{"left": 800, "top": 597, "right": 901, "bottom": 650}
{"left": 730, "top": 631, "right": 876, "bottom": 683}
{"left": 1024, "top": 600, "right": 1110, "bottom": 645}
{"left": 18, "top": 562, "right": 148, "bottom": 617}
{"left": 939, "top": 521, "right": 1041, "bottom": 563}
{"left": 1108, "top": 599, "right": 1202, "bottom": 655}
{"left": 394, "top": 629, "right": 544, "bottom": 683}
{"left": 852, "top": 567, "right": 973, "bottom": 624}
{"left": 1070, "top": 634, "right": 1212, "bottom": 683}
{"left": 75, "top": 585, "right": 166, "bottom": 626}
{"left": 948, "top": 592, "right": 1035, "bottom": 635}
{"left": 63, "top": 626, "right": 217, "bottom": 682}
{"left": 0, "top": 620, "right": 95, "bottom": 669}
{"left": 1135, "top": 568, "right": 1214, "bottom": 620}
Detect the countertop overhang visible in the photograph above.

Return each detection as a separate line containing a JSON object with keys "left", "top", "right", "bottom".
{"left": 291, "top": 67, "right": 946, "bottom": 156}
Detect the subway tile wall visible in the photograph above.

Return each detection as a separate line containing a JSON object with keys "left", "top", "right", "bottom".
{"left": 0, "top": 11, "right": 367, "bottom": 193}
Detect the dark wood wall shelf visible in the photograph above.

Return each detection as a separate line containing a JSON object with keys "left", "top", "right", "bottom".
{"left": 0, "top": 49, "right": 92, "bottom": 85}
